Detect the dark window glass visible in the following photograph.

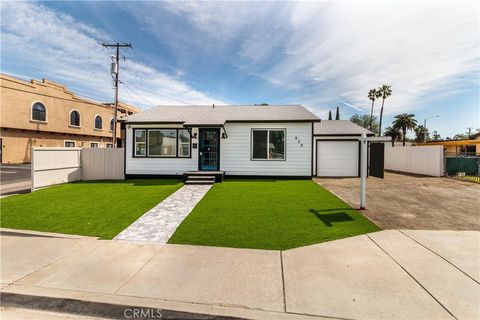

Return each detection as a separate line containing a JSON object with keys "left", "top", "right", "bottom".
{"left": 90, "top": 142, "right": 98, "bottom": 148}
{"left": 252, "top": 130, "right": 268, "bottom": 159}
{"left": 110, "top": 118, "right": 114, "bottom": 131}
{"left": 32, "top": 102, "right": 46, "bottom": 121}
{"left": 134, "top": 130, "right": 146, "bottom": 156}
{"left": 64, "top": 141, "right": 75, "bottom": 147}
{"left": 94, "top": 116, "right": 102, "bottom": 129}
{"left": 70, "top": 111, "right": 80, "bottom": 126}
{"left": 269, "top": 130, "right": 285, "bottom": 160}
{"left": 178, "top": 129, "right": 190, "bottom": 157}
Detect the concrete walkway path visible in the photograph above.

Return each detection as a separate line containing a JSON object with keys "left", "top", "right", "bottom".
{"left": 1, "top": 228, "right": 479, "bottom": 320}
{"left": 114, "top": 184, "right": 212, "bottom": 245}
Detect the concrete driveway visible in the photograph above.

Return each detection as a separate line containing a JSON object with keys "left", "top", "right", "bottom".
{"left": 315, "top": 172, "right": 480, "bottom": 230}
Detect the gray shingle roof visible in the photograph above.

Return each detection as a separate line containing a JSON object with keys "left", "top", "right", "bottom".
{"left": 314, "top": 120, "right": 374, "bottom": 136}
{"left": 124, "top": 105, "right": 320, "bottom": 125}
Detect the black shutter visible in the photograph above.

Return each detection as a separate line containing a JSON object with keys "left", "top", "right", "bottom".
{"left": 369, "top": 143, "right": 385, "bottom": 178}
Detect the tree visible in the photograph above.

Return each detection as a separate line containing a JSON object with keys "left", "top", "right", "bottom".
{"left": 453, "top": 133, "right": 468, "bottom": 140}
{"left": 432, "top": 131, "right": 441, "bottom": 141}
{"left": 335, "top": 106, "right": 340, "bottom": 120}
{"left": 367, "top": 88, "right": 381, "bottom": 131}
{"left": 328, "top": 110, "right": 332, "bottom": 120}
{"left": 414, "top": 125, "right": 428, "bottom": 143}
{"left": 393, "top": 113, "right": 417, "bottom": 146}
{"left": 383, "top": 126, "right": 401, "bottom": 146}
{"left": 378, "top": 84, "right": 392, "bottom": 136}
{"left": 350, "top": 114, "right": 379, "bottom": 134}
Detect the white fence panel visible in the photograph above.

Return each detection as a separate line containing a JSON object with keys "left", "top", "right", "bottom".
{"left": 81, "top": 148, "right": 124, "bottom": 180}
{"left": 31, "top": 148, "right": 81, "bottom": 191}
{"left": 384, "top": 145, "right": 444, "bottom": 177}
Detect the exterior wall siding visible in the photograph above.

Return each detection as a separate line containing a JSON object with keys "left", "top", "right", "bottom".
{"left": 220, "top": 122, "right": 312, "bottom": 176}
{"left": 125, "top": 124, "right": 198, "bottom": 175}
{"left": 125, "top": 122, "right": 313, "bottom": 176}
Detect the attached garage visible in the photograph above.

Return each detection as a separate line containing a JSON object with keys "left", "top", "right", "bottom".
{"left": 313, "top": 120, "right": 374, "bottom": 177}
{"left": 316, "top": 140, "right": 359, "bottom": 177}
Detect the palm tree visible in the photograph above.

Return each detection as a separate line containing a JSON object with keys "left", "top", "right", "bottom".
{"left": 383, "top": 126, "right": 401, "bottom": 146}
{"left": 414, "top": 125, "right": 428, "bottom": 143}
{"left": 367, "top": 88, "right": 381, "bottom": 131}
{"left": 393, "top": 113, "right": 417, "bottom": 146}
{"left": 377, "top": 85, "right": 392, "bottom": 136}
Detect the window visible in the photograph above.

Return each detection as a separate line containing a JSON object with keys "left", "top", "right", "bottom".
{"left": 32, "top": 102, "right": 46, "bottom": 121}
{"left": 64, "top": 141, "right": 75, "bottom": 147}
{"left": 178, "top": 129, "right": 191, "bottom": 157}
{"left": 106, "top": 143, "right": 113, "bottom": 148}
{"left": 133, "top": 128, "right": 192, "bottom": 158}
{"left": 148, "top": 129, "right": 177, "bottom": 157}
{"left": 110, "top": 118, "right": 114, "bottom": 131}
{"left": 94, "top": 115, "right": 102, "bottom": 129}
{"left": 90, "top": 142, "right": 98, "bottom": 148}
{"left": 70, "top": 110, "right": 80, "bottom": 126}
{"left": 134, "top": 130, "right": 146, "bottom": 156}
{"left": 251, "top": 129, "right": 285, "bottom": 160}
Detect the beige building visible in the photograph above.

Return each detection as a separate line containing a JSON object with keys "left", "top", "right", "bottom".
{"left": 0, "top": 73, "right": 139, "bottom": 163}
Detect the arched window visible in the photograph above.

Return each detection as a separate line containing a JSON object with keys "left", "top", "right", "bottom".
{"left": 94, "top": 115, "right": 103, "bottom": 129}
{"left": 70, "top": 110, "right": 80, "bottom": 126}
{"left": 32, "top": 102, "right": 46, "bottom": 121}
{"left": 110, "top": 118, "right": 114, "bottom": 131}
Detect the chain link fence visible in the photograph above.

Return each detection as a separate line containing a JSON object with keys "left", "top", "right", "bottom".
{"left": 444, "top": 152, "right": 480, "bottom": 183}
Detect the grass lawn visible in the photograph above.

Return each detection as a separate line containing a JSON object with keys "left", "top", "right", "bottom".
{"left": 0, "top": 179, "right": 182, "bottom": 239}
{"left": 169, "top": 179, "right": 380, "bottom": 250}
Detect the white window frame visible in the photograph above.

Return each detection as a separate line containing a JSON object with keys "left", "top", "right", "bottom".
{"left": 134, "top": 129, "right": 146, "bottom": 157}
{"left": 251, "top": 128, "right": 286, "bottom": 161}
{"left": 69, "top": 109, "right": 81, "bottom": 128}
{"left": 30, "top": 101, "right": 48, "bottom": 123}
{"left": 147, "top": 129, "right": 177, "bottom": 157}
{"left": 106, "top": 143, "right": 113, "bottom": 148}
{"left": 109, "top": 118, "right": 114, "bottom": 132}
{"left": 64, "top": 140, "right": 76, "bottom": 148}
{"left": 90, "top": 142, "right": 99, "bottom": 148}
{"left": 94, "top": 114, "right": 103, "bottom": 130}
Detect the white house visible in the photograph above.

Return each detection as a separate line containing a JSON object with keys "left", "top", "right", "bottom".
{"left": 122, "top": 105, "right": 372, "bottom": 182}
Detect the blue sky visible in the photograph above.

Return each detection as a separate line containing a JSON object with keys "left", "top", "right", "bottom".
{"left": 1, "top": 1, "right": 478, "bottom": 138}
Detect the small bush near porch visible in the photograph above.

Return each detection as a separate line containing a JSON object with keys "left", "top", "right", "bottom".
{"left": 0, "top": 180, "right": 182, "bottom": 239}
{"left": 169, "top": 180, "right": 380, "bottom": 250}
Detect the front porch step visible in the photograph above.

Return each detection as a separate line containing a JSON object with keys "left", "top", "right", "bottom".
{"left": 183, "top": 171, "right": 225, "bottom": 183}
{"left": 185, "top": 179, "right": 214, "bottom": 185}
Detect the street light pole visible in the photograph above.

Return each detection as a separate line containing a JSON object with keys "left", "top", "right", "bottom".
{"left": 423, "top": 115, "right": 439, "bottom": 143}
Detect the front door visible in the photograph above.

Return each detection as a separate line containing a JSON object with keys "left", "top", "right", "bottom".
{"left": 199, "top": 128, "right": 220, "bottom": 171}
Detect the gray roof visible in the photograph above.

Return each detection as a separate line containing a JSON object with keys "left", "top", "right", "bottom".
{"left": 314, "top": 120, "right": 374, "bottom": 136}
{"left": 124, "top": 105, "right": 319, "bottom": 125}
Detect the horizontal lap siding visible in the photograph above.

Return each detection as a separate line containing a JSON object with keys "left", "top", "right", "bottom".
{"left": 125, "top": 126, "right": 198, "bottom": 175}
{"left": 221, "top": 123, "right": 312, "bottom": 176}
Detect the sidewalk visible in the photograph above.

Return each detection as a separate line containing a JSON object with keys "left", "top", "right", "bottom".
{"left": 1, "top": 228, "right": 479, "bottom": 320}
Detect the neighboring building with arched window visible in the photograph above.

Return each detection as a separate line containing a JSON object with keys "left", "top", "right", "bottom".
{"left": 0, "top": 73, "right": 139, "bottom": 163}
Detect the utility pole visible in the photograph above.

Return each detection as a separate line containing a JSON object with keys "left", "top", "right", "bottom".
{"left": 99, "top": 42, "right": 132, "bottom": 147}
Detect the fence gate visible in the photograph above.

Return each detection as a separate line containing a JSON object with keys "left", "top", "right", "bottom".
{"left": 444, "top": 152, "right": 480, "bottom": 183}
{"left": 369, "top": 143, "right": 385, "bottom": 179}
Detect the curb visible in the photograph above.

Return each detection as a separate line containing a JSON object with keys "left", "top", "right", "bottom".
{"left": 0, "top": 292, "right": 244, "bottom": 320}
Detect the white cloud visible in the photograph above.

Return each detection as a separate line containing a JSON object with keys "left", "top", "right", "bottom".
{"left": 150, "top": 1, "right": 479, "bottom": 118}
{"left": 0, "top": 1, "right": 226, "bottom": 108}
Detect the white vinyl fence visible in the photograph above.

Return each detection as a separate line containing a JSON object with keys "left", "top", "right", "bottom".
{"left": 31, "top": 148, "right": 124, "bottom": 191}
{"left": 384, "top": 145, "right": 444, "bottom": 177}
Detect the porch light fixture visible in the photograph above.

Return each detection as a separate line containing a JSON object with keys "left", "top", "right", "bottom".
{"left": 221, "top": 126, "right": 228, "bottom": 139}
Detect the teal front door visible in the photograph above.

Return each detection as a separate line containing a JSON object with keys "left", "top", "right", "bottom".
{"left": 199, "top": 128, "right": 220, "bottom": 171}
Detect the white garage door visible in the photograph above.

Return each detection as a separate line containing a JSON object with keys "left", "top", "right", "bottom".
{"left": 316, "top": 141, "right": 359, "bottom": 177}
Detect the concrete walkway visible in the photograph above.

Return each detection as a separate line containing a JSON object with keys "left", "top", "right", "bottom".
{"left": 1, "top": 228, "right": 479, "bottom": 320}
{"left": 114, "top": 184, "right": 212, "bottom": 245}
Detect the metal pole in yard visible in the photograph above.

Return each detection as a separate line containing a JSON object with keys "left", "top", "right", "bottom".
{"left": 360, "top": 133, "right": 368, "bottom": 209}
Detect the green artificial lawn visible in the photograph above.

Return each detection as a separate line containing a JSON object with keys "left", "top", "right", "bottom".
{"left": 0, "top": 179, "right": 182, "bottom": 239}
{"left": 169, "top": 179, "right": 380, "bottom": 250}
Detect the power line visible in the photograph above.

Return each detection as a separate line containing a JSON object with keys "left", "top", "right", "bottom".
{"left": 121, "top": 82, "right": 157, "bottom": 107}
{"left": 121, "top": 81, "right": 193, "bottom": 105}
